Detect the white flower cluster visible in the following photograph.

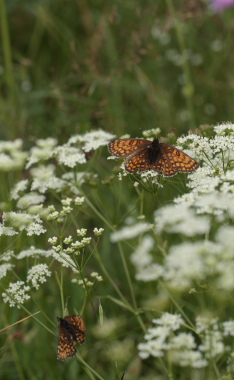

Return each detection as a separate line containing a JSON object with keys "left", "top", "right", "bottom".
{"left": 3, "top": 212, "right": 46, "bottom": 236}
{"left": 48, "top": 226, "right": 104, "bottom": 269}
{"left": 0, "top": 139, "right": 27, "bottom": 171}
{"left": 138, "top": 312, "right": 234, "bottom": 369}
{"left": 27, "top": 264, "right": 51, "bottom": 289}
{"left": 130, "top": 124, "right": 234, "bottom": 291}
{"left": 0, "top": 263, "right": 14, "bottom": 280}
{"left": 68, "top": 130, "right": 115, "bottom": 152}
{"left": 26, "top": 138, "right": 58, "bottom": 169}
{"left": 2, "top": 281, "right": 31, "bottom": 308}
{"left": 53, "top": 129, "right": 115, "bottom": 168}
{"left": 110, "top": 222, "right": 153, "bottom": 242}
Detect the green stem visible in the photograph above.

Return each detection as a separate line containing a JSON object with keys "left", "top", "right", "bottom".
{"left": 166, "top": 0, "right": 196, "bottom": 128}
{"left": 76, "top": 353, "right": 105, "bottom": 380}
{"left": 83, "top": 194, "right": 113, "bottom": 230}
{"left": 0, "top": 0, "right": 16, "bottom": 103}
{"left": 83, "top": 193, "right": 146, "bottom": 332}
{"left": 117, "top": 242, "right": 146, "bottom": 333}
{"left": 94, "top": 248, "right": 133, "bottom": 312}
{"left": 160, "top": 281, "right": 194, "bottom": 329}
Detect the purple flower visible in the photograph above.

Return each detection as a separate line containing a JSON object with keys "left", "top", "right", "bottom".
{"left": 211, "top": 0, "right": 234, "bottom": 11}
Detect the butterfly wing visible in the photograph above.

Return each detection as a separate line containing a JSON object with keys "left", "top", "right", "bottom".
{"left": 150, "top": 154, "right": 177, "bottom": 176}
{"left": 57, "top": 326, "right": 77, "bottom": 361}
{"left": 161, "top": 144, "right": 199, "bottom": 173}
{"left": 109, "top": 138, "right": 199, "bottom": 176}
{"left": 124, "top": 150, "right": 177, "bottom": 176}
{"left": 64, "top": 315, "right": 86, "bottom": 344}
{"left": 108, "top": 139, "right": 150, "bottom": 158}
{"left": 124, "top": 148, "right": 152, "bottom": 173}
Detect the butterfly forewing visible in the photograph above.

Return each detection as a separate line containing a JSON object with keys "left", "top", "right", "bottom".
{"left": 108, "top": 139, "right": 150, "bottom": 158}
{"left": 57, "top": 315, "right": 86, "bottom": 360}
{"left": 64, "top": 315, "right": 87, "bottom": 344}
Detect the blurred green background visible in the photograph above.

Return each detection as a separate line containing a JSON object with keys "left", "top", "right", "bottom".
{"left": 1, "top": 0, "right": 234, "bottom": 142}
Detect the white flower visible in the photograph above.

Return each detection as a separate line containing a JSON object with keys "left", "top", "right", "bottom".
{"left": 0, "top": 225, "right": 18, "bottom": 236}
{"left": 223, "top": 320, "right": 234, "bottom": 336}
{"left": 16, "top": 193, "right": 46, "bottom": 209}
{"left": 30, "top": 165, "right": 66, "bottom": 193}
{"left": 170, "top": 333, "right": 196, "bottom": 350}
{"left": 10, "top": 180, "right": 29, "bottom": 200}
{"left": 25, "top": 219, "right": 46, "bottom": 236}
{"left": 142, "top": 128, "right": 161, "bottom": 138}
{"left": 195, "top": 316, "right": 219, "bottom": 334}
{"left": 0, "top": 263, "right": 14, "bottom": 279}
{"left": 0, "top": 250, "right": 15, "bottom": 261}
{"left": 61, "top": 198, "right": 72, "bottom": 206}
{"left": 17, "top": 247, "right": 54, "bottom": 259}
{"left": 131, "top": 235, "right": 154, "bottom": 268}
{"left": 0, "top": 151, "right": 27, "bottom": 171}
{"left": 63, "top": 236, "right": 73, "bottom": 244}
{"left": 27, "top": 264, "right": 51, "bottom": 289}
{"left": 152, "top": 313, "right": 184, "bottom": 330}
{"left": 77, "top": 228, "right": 87, "bottom": 237}
{"left": 135, "top": 263, "right": 164, "bottom": 282}
{"left": 194, "top": 191, "right": 230, "bottom": 215}
{"left": 110, "top": 222, "right": 153, "bottom": 242}
{"left": 26, "top": 137, "right": 57, "bottom": 168}
{"left": 199, "top": 330, "right": 225, "bottom": 358}
{"left": 140, "top": 170, "right": 160, "bottom": 184}
{"left": 163, "top": 241, "right": 217, "bottom": 289}
{"left": 54, "top": 145, "right": 86, "bottom": 167}
{"left": 68, "top": 130, "right": 115, "bottom": 152}
{"left": 93, "top": 227, "right": 104, "bottom": 237}
{"left": 47, "top": 211, "right": 59, "bottom": 220}
{"left": 169, "top": 349, "right": 208, "bottom": 368}
{"left": 155, "top": 204, "right": 210, "bottom": 236}
{"left": 81, "top": 237, "right": 92, "bottom": 246}
{"left": 74, "top": 197, "right": 85, "bottom": 205}
{"left": 48, "top": 237, "right": 58, "bottom": 245}
{"left": 51, "top": 250, "right": 76, "bottom": 269}
{"left": 0, "top": 139, "right": 23, "bottom": 153}
{"left": 2, "top": 281, "right": 31, "bottom": 308}
{"left": 60, "top": 206, "right": 73, "bottom": 216}
{"left": 138, "top": 339, "right": 164, "bottom": 359}
{"left": 214, "top": 122, "right": 234, "bottom": 134}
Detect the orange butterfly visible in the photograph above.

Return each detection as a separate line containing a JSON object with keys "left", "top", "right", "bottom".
{"left": 108, "top": 138, "right": 199, "bottom": 176}
{"left": 57, "top": 315, "right": 86, "bottom": 361}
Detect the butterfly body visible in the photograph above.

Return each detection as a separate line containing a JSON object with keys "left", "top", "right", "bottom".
{"left": 57, "top": 315, "right": 86, "bottom": 361}
{"left": 108, "top": 138, "right": 199, "bottom": 176}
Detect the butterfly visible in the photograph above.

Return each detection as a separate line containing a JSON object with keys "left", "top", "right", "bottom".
{"left": 57, "top": 315, "right": 86, "bottom": 361}
{"left": 108, "top": 138, "right": 199, "bottom": 176}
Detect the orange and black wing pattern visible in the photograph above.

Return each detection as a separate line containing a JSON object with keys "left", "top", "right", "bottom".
{"left": 108, "top": 139, "right": 150, "bottom": 158}
{"left": 108, "top": 138, "right": 199, "bottom": 176}
{"left": 57, "top": 315, "right": 86, "bottom": 361}
{"left": 57, "top": 326, "right": 77, "bottom": 361}
{"left": 63, "top": 315, "right": 86, "bottom": 344}
{"left": 161, "top": 144, "right": 199, "bottom": 174}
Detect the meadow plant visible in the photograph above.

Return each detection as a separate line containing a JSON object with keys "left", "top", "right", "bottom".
{"left": 1, "top": 124, "right": 234, "bottom": 379}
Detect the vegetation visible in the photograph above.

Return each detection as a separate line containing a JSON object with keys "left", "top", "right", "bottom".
{"left": 1, "top": 1, "right": 234, "bottom": 380}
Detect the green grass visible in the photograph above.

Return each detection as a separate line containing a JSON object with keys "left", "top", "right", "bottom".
{"left": 1, "top": 1, "right": 234, "bottom": 380}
